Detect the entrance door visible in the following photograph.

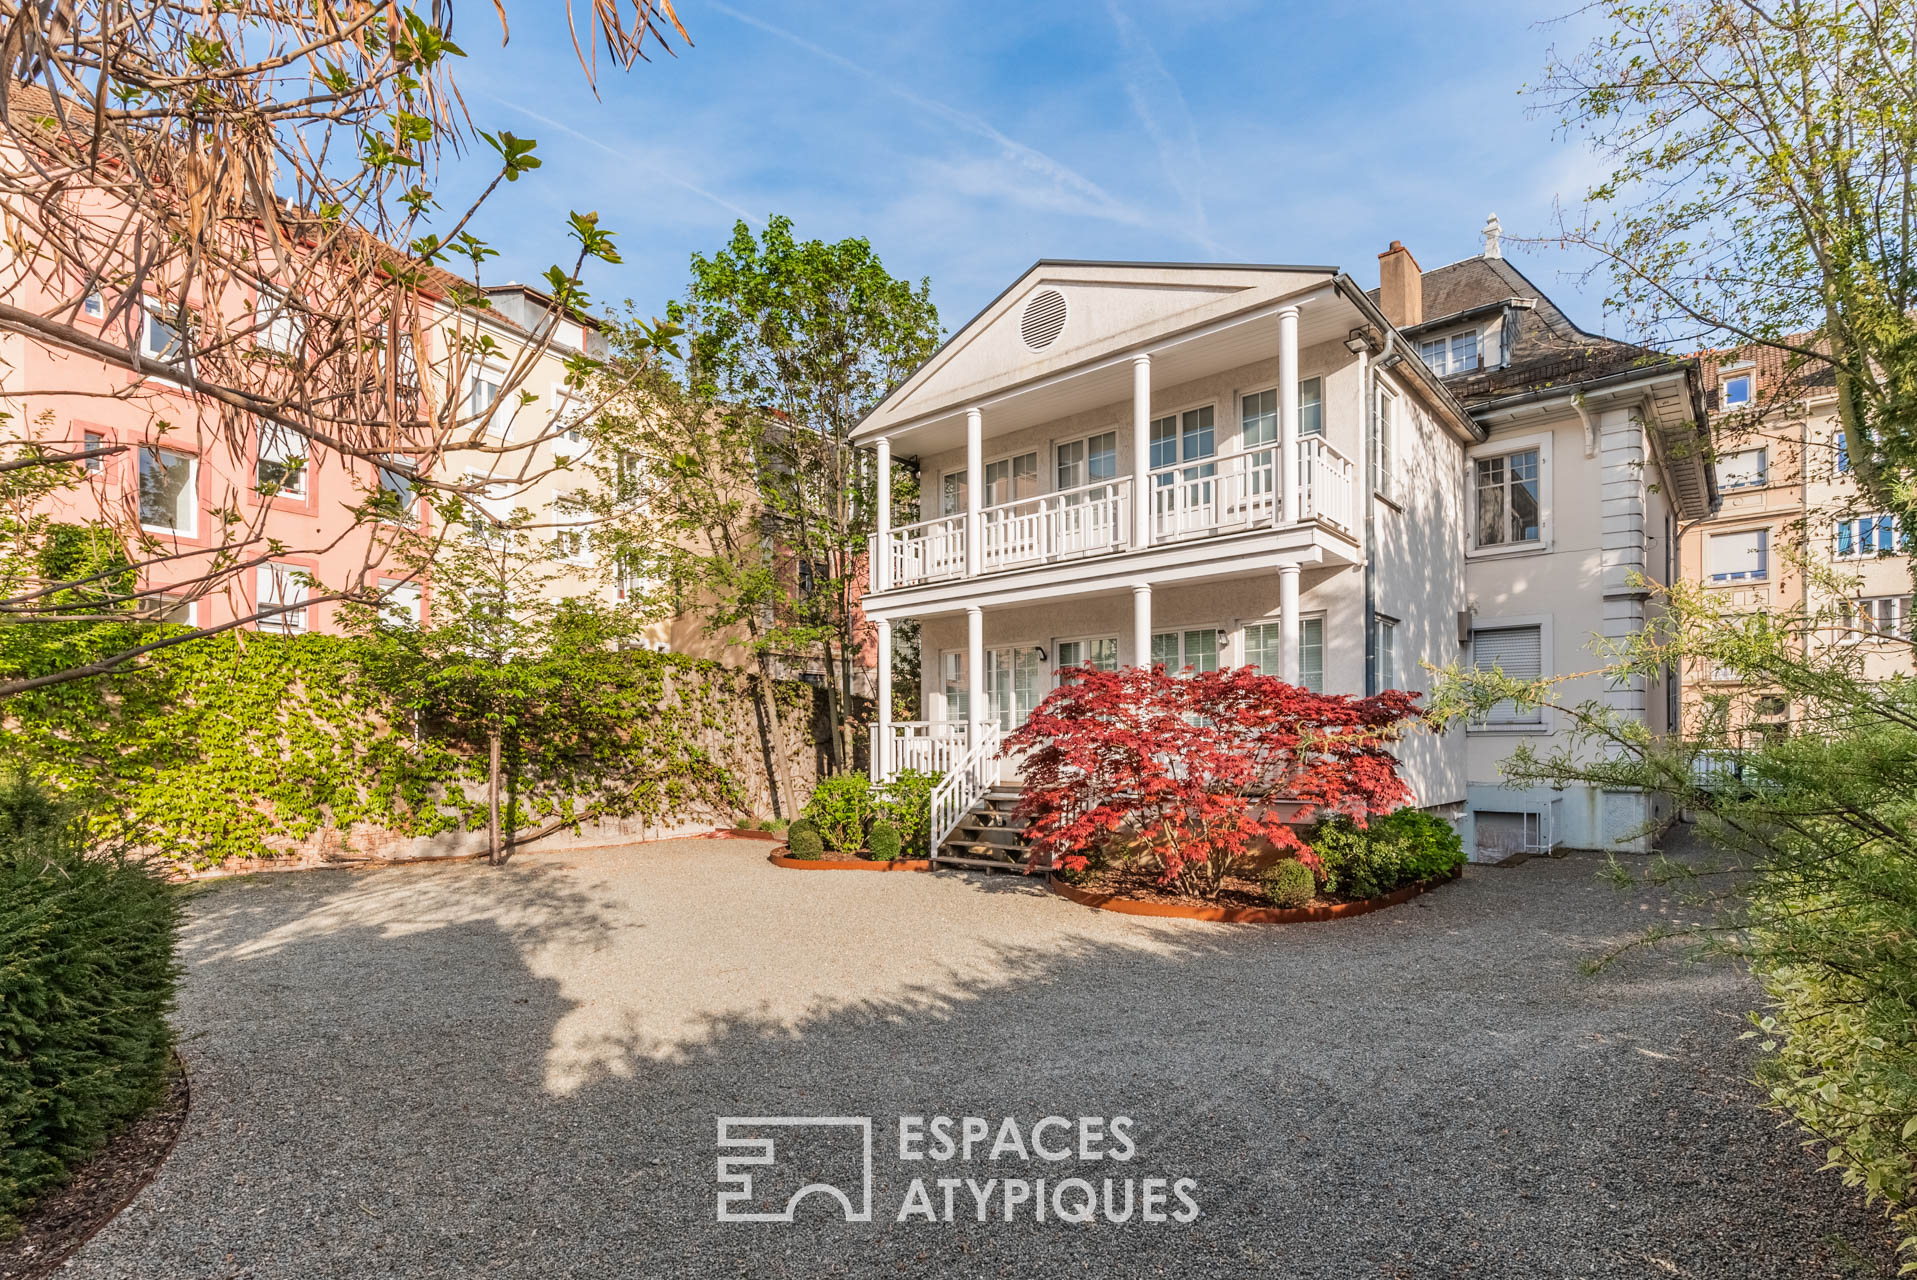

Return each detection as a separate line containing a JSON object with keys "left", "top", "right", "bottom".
{"left": 985, "top": 647, "right": 1043, "bottom": 733}
{"left": 1151, "top": 407, "right": 1217, "bottom": 536}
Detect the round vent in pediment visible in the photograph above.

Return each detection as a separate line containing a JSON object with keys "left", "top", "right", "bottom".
{"left": 1020, "top": 288, "right": 1068, "bottom": 350}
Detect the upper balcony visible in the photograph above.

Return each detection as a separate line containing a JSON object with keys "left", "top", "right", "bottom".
{"left": 872, "top": 436, "right": 1355, "bottom": 593}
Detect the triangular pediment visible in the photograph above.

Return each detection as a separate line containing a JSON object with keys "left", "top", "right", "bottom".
{"left": 857, "top": 261, "right": 1338, "bottom": 439}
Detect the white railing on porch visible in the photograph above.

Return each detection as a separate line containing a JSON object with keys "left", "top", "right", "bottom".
{"left": 871, "top": 440, "right": 1355, "bottom": 590}
{"left": 930, "top": 721, "right": 1002, "bottom": 857}
{"left": 1297, "top": 436, "right": 1355, "bottom": 530}
{"left": 880, "top": 720, "right": 970, "bottom": 781}
{"left": 980, "top": 477, "right": 1132, "bottom": 572}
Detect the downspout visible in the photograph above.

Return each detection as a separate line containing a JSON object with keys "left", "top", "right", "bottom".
{"left": 1364, "top": 328, "right": 1404, "bottom": 697}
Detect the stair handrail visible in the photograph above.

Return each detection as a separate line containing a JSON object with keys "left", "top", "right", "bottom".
{"left": 930, "top": 722, "right": 1002, "bottom": 856}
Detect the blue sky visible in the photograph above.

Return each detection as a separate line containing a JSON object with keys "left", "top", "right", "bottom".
{"left": 449, "top": 1, "right": 1615, "bottom": 339}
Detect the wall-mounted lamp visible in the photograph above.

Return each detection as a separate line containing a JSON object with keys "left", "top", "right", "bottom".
{"left": 1034, "top": 646, "right": 1049, "bottom": 663}
{"left": 1375, "top": 350, "right": 1406, "bottom": 370}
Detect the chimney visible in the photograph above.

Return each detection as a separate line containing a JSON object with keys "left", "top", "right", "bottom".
{"left": 1377, "top": 240, "right": 1423, "bottom": 329}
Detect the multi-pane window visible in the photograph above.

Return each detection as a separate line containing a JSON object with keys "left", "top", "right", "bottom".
{"left": 942, "top": 651, "right": 968, "bottom": 722}
{"left": 983, "top": 452, "right": 1038, "bottom": 506}
{"left": 1845, "top": 595, "right": 1908, "bottom": 639}
{"left": 1055, "top": 433, "right": 1117, "bottom": 492}
{"left": 1240, "top": 380, "right": 1323, "bottom": 445}
{"left": 1472, "top": 624, "right": 1544, "bottom": 725}
{"left": 1054, "top": 637, "right": 1118, "bottom": 679}
{"left": 1717, "top": 447, "right": 1767, "bottom": 490}
{"left": 256, "top": 422, "right": 306, "bottom": 497}
{"left": 1837, "top": 433, "right": 1852, "bottom": 474}
{"left": 554, "top": 526, "right": 591, "bottom": 563}
{"left": 1419, "top": 330, "right": 1479, "bottom": 375}
{"left": 140, "top": 300, "right": 186, "bottom": 364}
{"left": 1375, "top": 616, "right": 1399, "bottom": 690}
{"left": 257, "top": 563, "right": 308, "bottom": 634}
{"left": 1150, "top": 407, "right": 1215, "bottom": 473}
{"left": 940, "top": 471, "right": 967, "bottom": 517}
{"left": 470, "top": 372, "right": 504, "bottom": 436}
{"left": 138, "top": 446, "right": 194, "bottom": 533}
{"left": 1707, "top": 528, "right": 1769, "bottom": 580}
{"left": 1836, "top": 514, "right": 1899, "bottom": 558}
{"left": 1473, "top": 449, "right": 1541, "bottom": 547}
{"left": 82, "top": 292, "right": 103, "bottom": 318}
{"left": 1151, "top": 628, "right": 1220, "bottom": 673}
{"left": 82, "top": 430, "right": 105, "bottom": 474}
{"left": 136, "top": 592, "right": 194, "bottom": 625}
{"left": 380, "top": 578, "right": 423, "bottom": 628}
{"left": 254, "top": 290, "right": 303, "bottom": 354}
{"left": 1243, "top": 617, "right": 1324, "bottom": 693}
{"left": 986, "top": 647, "right": 1042, "bottom": 731}
{"left": 377, "top": 456, "right": 417, "bottom": 522}
{"left": 1370, "top": 385, "right": 1397, "bottom": 495}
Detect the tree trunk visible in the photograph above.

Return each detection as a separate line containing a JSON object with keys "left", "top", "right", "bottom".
{"left": 487, "top": 727, "right": 502, "bottom": 866}
{"left": 818, "top": 636, "right": 846, "bottom": 773}
{"left": 753, "top": 655, "right": 798, "bottom": 818}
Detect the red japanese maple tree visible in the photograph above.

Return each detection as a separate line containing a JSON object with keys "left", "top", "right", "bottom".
{"left": 1004, "top": 664, "right": 1423, "bottom": 899}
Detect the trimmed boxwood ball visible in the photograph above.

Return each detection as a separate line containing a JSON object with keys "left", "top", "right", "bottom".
{"left": 785, "top": 818, "right": 824, "bottom": 859}
{"left": 867, "top": 821, "right": 902, "bottom": 862}
{"left": 1260, "top": 858, "right": 1316, "bottom": 909}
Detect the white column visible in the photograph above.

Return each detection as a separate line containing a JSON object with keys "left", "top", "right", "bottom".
{"left": 965, "top": 408, "right": 983, "bottom": 577}
{"left": 1278, "top": 305, "right": 1300, "bottom": 525}
{"left": 1132, "top": 583, "right": 1153, "bottom": 669}
{"left": 874, "top": 617, "right": 893, "bottom": 781}
{"left": 1278, "top": 563, "right": 1301, "bottom": 684}
{"left": 967, "top": 605, "right": 986, "bottom": 748}
{"left": 1131, "top": 354, "right": 1152, "bottom": 549}
{"left": 874, "top": 436, "right": 892, "bottom": 591}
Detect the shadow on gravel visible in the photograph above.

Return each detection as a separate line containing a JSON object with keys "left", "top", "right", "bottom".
{"left": 68, "top": 837, "right": 1903, "bottom": 1280}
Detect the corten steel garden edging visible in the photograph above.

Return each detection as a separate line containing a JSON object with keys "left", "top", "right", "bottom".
{"left": 1045, "top": 866, "right": 1463, "bottom": 923}
{"left": 767, "top": 847, "right": 937, "bottom": 871}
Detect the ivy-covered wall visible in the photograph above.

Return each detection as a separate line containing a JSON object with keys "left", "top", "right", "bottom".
{"left": 1, "top": 629, "right": 822, "bottom": 870}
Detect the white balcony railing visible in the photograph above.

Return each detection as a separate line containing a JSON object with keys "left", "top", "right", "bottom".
{"left": 872, "top": 439, "right": 1356, "bottom": 590}
{"left": 980, "top": 477, "right": 1132, "bottom": 572}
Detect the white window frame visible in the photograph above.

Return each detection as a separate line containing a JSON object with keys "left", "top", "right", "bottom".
{"left": 376, "top": 455, "right": 418, "bottom": 524}
{"left": 137, "top": 445, "right": 196, "bottom": 536}
{"left": 1419, "top": 328, "right": 1480, "bottom": 376}
{"left": 256, "top": 563, "right": 309, "bottom": 634}
{"left": 1053, "top": 431, "right": 1119, "bottom": 494}
{"left": 256, "top": 421, "right": 307, "bottom": 498}
{"left": 1716, "top": 446, "right": 1768, "bottom": 491}
{"left": 1842, "top": 595, "right": 1907, "bottom": 642}
{"left": 1052, "top": 634, "right": 1119, "bottom": 684}
{"left": 982, "top": 449, "right": 1040, "bottom": 508}
{"left": 939, "top": 649, "right": 969, "bottom": 723}
{"left": 1465, "top": 431, "right": 1553, "bottom": 557}
{"left": 1150, "top": 625, "right": 1226, "bottom": 675}
{"left": 1240, "top": 378, "right": 1325, "bottom": 449}
{"left": 136, "top": 592, "right": 196, "bottom": 626}
{"left": 1721, "top": 368, "right": 1754, "bottom": 407}
{"left": 253, "top": 288, "right": 304, "bottom": 354}
{"left": 1241, "top": 613, "right": 1325, "bottom": 692}
{"left": 1707, "top": 526, "right": 1771, "bottom": 581}
{"left": 1374, "top": 615, "right": 1400, "bottom": 690}
{"left": 1835, "top": 513, "right": 1899, "bottom": 560}
{"left": 550, "top": 382, "right": 590, "bottom": 461}
{"left": 138, "top": 297, "right": 189, "bottom": 372}
{"left": 469, "top": 365, "right": 508, "bottom": 439}
{"left": 82, "top": 429, "right": 106, "bottom": 475}
{"left": 82, "top": 292, "right": 104, "bottom": 318}
{"left": 379, "top": 577, "right": 423, "bottom": 629}
{"left": 1370, "top": 379, "right": 1400, "bottom": 499}
{"left": 1467, "top": 614, "right": 1553, "bottom": 733}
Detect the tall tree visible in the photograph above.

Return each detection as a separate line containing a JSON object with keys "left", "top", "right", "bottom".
{"left": 565, "top": 307, "right": 801, "bottom": 815}
{"left": 684, "top": 216, "right": 942, "bottom": 772}
{"left": 1536, "top": 0, "right": 1917, "bottom": 516}
{"left": 0, "top": 1, "right": 687, "bottom": 693}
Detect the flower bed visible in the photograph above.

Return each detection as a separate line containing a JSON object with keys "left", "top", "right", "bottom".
{"left": 766, "top": 846, "right": 935, "bottom": 871}
{"left": 1047, "top": 864, "right": 1461, "bottom": 923}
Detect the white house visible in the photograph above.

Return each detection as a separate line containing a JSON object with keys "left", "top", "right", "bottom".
{"left": 853, "top": 218, "right": 1715, "bottom": 864}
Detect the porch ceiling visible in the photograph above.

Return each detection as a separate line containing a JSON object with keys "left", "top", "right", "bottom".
{"left": 886, "top": 292, "right": 1362, "bottom": 459}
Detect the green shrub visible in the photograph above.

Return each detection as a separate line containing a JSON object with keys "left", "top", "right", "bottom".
{"left": 1311, "top": 808, "right": 1463, "bottom": 900}
{"left": 1260, "top": 858, "right": 1316, "bottom": 909}
{"left": 803, "top": 774, "right": 877, "bottom": 853}
{"left": 867, "top": 821, "right": 902, "bottom": 862}
{"left": 0, "top": 776, "right": 180, "bottom": 1237}
{"left": 877, "top": 769, "right": 938, "bottom": 858}
{"left": 785, "top": 818, "right": 824, "bottom": 859}
{"left": 758, "top": 817, "right": 788, "bottom": 833}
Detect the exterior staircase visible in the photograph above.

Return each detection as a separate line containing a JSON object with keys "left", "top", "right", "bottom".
{"left": 934, "top": 787, "right": 1040, "bottom": 871}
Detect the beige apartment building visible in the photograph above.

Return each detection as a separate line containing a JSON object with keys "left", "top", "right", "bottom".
{"left": 1680, "top": 345, "right": 1913, "bottom": 739}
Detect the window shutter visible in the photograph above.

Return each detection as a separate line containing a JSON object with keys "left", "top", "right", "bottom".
{"left": 1472, "top": 625, "right": 1543, "bottom": 724}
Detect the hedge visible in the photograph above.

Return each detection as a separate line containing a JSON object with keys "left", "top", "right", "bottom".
{"left": 0, "top": 778, "right": 180, "bottom": 1237}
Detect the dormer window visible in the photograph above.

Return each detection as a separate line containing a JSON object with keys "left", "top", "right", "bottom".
{"left": 1721, "top": 365, "right": 1754, "bottom": 407}
{"left": 1419, "top": 329, "right": 1480, "bottom": 375}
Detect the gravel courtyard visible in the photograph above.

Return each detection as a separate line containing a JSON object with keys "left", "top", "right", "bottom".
{"left": 67, "top": 831, "right": 1898, "bottom": 1279}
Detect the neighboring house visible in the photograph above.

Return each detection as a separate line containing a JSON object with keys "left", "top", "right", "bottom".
{"left": 1680, "top": 342, "right": 1913, "bottom": 728}
{"left": 853, "top": 217, "right": 1715, "bottom": 865}
{"left": 1385, "top": 220, "right": 1714, "bottom": 857}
